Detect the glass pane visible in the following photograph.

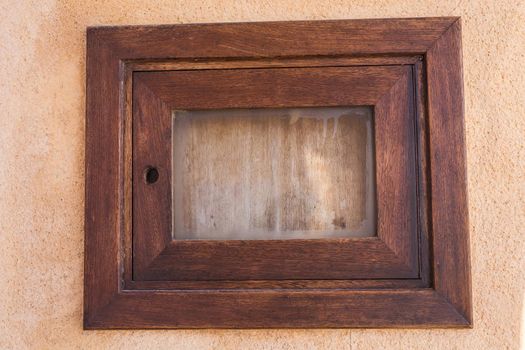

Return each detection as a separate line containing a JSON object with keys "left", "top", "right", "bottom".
{"left": 172, "top": 106, "right": 376, "bottom": 240}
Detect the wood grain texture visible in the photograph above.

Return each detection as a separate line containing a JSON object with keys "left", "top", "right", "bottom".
{"left": 145, "top": 239, "right": 415, "bottom": 281}
{"left": 86, "top": 289, "right": 469, "bottom": 329}
{"left": 90, "top": 17, "right": 457, "bottom": 59}
{"left": 84, "top": 28, "right": 121, "bottom": 326}
{"left": 426, "top": 19, "right": 472, "bottom": 323}
{"left": 85, "top": 17, "right": 471, "bottom": 329}
{"left": 135, "top": 66, "right": 407, "bottom": 108}
{"left": 374, "top": 65, "right": 418, "bottom": 271}
{"left": 132, "top": 74, "right": 173, "bottom": 276}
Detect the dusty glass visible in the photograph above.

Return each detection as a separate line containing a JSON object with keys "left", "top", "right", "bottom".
{"left": 172, "top": 106, "right": 376, "bottom": 240}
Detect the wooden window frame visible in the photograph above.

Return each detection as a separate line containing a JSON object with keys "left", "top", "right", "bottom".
{"left": 132, "top": 65, "right": 419, "bottom": 282}
{"left": 85, "top": 17, "right": 471, "bottom": 329}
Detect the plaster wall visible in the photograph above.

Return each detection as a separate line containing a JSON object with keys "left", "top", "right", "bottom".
{"left": 1, "top": 1, "right": 524, "bottom": 349}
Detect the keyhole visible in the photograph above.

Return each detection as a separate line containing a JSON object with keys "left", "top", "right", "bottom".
{"left": 144, "top": 167, "right": 159, "bottom": 184}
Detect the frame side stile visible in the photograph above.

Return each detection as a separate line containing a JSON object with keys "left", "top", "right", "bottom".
{"left": 426, "top": 19, "right": 472, "bottom": 324}
{"left": 373, "top": 66, "right": 419, "bottom": 274}
{"left": 84, "top": 30, "right": 123, "bottom": 327}
{"left": 131, "top": 76, "right": 174, "bottom": 279}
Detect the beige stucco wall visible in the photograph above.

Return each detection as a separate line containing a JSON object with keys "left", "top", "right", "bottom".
{"left": 1, "top": 1, "right": 524, "bottom": 349}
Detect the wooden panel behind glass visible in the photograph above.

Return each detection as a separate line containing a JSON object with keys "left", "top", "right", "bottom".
{"left": 172, "top": 106, "right": 376, "bottom": 240}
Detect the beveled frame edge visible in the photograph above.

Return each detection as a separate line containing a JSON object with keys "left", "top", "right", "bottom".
{"left": 84, "top": 17, "right": 471, "bottom": 328}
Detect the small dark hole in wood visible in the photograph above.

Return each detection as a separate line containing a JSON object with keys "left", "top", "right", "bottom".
{"left": 145, "top": 167, "right": 159, "bottom": 184}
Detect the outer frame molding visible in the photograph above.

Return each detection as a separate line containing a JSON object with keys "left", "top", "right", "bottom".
{"left": 85, "top": 17, "right": 471, "bottom": 328}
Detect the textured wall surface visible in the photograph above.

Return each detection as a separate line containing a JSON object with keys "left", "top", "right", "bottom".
{"left": 1, "top": 1, "right": 524, "bottom": 349}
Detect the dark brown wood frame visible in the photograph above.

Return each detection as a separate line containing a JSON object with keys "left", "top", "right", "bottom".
{"left": 85, "top": 17, "right": 471, "bottom": 328}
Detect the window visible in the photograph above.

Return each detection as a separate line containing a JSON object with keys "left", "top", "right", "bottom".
{"left": 85, "top": 17, "right": 471, "bottom": 328}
